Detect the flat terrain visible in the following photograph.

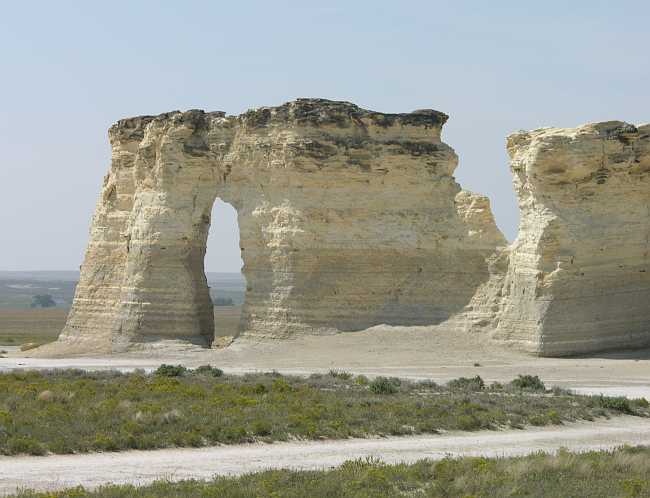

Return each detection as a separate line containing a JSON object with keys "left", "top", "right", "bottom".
{"left": 0, "top": 307, "right": 242, "bottom": 347}
{"left": 3, "top": 418, "right": 650, "bottom": 496}
{"left": 6, "top": 324, "right": 650, "bottom": 400}
{"left": 0, "top": 308, "right": 68, "bottom": 346}
{"left": 0, "top": 272, "right": 244, "bottom": 346}
{"left": 0, "top": 273, "right": 77, "bottom": 309}
{"left": 213, "top": 306, "right": 242, "bottom": 338}
{"left": 6, "top": 369, "right": 638, "bottom": 456}
{"left": 2, "top": 272, "right": 650, "bottom": 497}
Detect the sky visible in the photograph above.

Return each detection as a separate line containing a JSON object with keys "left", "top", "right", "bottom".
{"left": 1, "top": 1, "right": 648, "bottom": 272}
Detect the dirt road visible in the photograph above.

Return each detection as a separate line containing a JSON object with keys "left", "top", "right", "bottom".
{"left": 2, "top": 417, "right": 650, "bottom": 495}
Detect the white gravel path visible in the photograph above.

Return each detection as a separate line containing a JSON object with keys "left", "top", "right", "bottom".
{"left": 2, "top": 416, "right": 650, "bottom": 495}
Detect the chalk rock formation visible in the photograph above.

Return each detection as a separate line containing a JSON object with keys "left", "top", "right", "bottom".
{"left": 58, "top": 99, "right": 502, "bottom": 352}
{"left": 492, "top": 122, "right": 650, "bottom": 355}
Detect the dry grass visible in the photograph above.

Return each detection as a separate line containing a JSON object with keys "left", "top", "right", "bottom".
{"left": 213, "top": 305, "right": 242, "bottom": 338}
{"left": 0, "top": 306, "right": 241, "bottom": 347}
{"left": 0, "top": 308, "right": 67, "bottom": 346}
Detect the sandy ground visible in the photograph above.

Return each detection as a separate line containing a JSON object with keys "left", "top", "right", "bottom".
{"left": 3, "top": 324, "right": 650, "bottom": 396}
{"left": 1, "top": 416, "right": 650, "bottom": 495}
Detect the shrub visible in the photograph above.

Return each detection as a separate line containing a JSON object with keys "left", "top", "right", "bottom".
{"left": 194, "top": 365, "right": 223, "bottom": 377}
{"left": 252, "top": 420, "right": 272, "bottom": 436}
{"left": 369, "top": 377, "right": 400, "bottom": 394}
{"left": 355, "top": 375, "right": 369, "bottom": 385}
{"left": 271, "top": 378, "right": 292, "bottom": 392}
{"left": 529, "top": 414, "right": 547, "bottom": 426}
{"left": 635, "top": 398, "right": 650, "bottom": 408}
{"left": 416, "top": 380, "right": 438, "bottom": 390}
{"left": 597, "top": 395, "right": 633, "bottom": 414}
{"left": 447, "top": 376, "right": 485, "bottom": 391}
{"left": 92, "top": 434, "right": 119, "bottom": 451}
{"left": 547, "top": 409, "right": 562, "bottom": 424}
{"left": 7, "top": 436, "right": 47, "bottom": 455}
{"left": 456, "top": 414, "right": 481, "bottom": 431}
{"left": 328, "top": 369, "right": 353, "bottom": 380}
{"left": 154, "top": 364, "right": 187, "bottom": 377}
{"left": 510, "top": 375, "right": 546, "bottom": 392}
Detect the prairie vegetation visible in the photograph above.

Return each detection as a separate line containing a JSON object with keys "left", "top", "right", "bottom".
{"left": 0, "top": 307, "right": 242, "bottom": 347}
{"left": 10, "top": 447, "right": 650, "bottom": 497}
{"left": 1, "top": 369, "right": 647, "bottom": 456}
{"left": 0, "top": 308, "right": 67, "bottom": 346}
{"left": 0, "top": 272, "right": 244, "bottom": 345}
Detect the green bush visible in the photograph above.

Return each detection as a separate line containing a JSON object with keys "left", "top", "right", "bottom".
{"left": 252, "top": 420, "right": 272, "bottom": 436}
{"left": 355, "top": 375, "right": 369, "bottom": 385}
{"left": 528, "top": 414, "right": 547, "bottom": 426}
{"left": 194, "top": 365, "right": 223, "bottom": 377}
{"left": 154, "top": 364, "right": 187, "bottom": 377}
{"left": 547, "top": 409, "right": 562, "bottom": 424}
{"left": 510, "top": 375, "right": 546, "bottom": 392}
{"left": 369, "top": 377, "right": 400, "bottom": 394}
{"left": 328, "top": 369, "right": 352, "bottom": 380}
{"left": 447, "top": 376, "right": 485, "bottom": 391}
{"left": 6, "top": 436, "right": 46, "bottom": 455}
{"left": 456, "top": 415, "right": 482, "bottom": 430}
{"left": 635, "top": 398, "right": 650, "bottom": 408}
{"left": 597, "top": 395, "right": 633, "bottom": 414}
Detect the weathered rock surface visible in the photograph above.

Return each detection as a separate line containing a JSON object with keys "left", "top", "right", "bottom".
{"left": 58, "top": 99, "right": 502, "bottom": 352}
{"left": 56, "top": 99, "right": 650, "bottom": 357}
{"left": 490, "top": 122, "right": 650, "bottom": 355}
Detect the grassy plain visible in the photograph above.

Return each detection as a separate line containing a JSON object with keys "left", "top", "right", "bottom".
{"left": 1, "top": 369, "right": 647, "bottom": 456}
{"left": 212, "top": 305, "right": 242, "bottom": 338}
{"left": 0, "top": 307, "right": 242, "bottom": 347}
{"left": 0, "top": 308, "right": 68, "bottom": 346}
{"left": 0, "top": 272, "right": 244, "bottom": 346}
{"left": 11, "top": 446, "right": 650, "bottom": 497}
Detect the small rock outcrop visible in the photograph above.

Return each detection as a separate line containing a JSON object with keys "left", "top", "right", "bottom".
{"left": 491, "top": 122, "right": 650, "bottom": 355}
{"left": 58, "top": 99, "right": 502, "bottom": 352}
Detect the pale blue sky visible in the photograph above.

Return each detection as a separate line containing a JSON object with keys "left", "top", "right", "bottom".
{"left": 1, "top": 1, "right": 648, "bottom": 271}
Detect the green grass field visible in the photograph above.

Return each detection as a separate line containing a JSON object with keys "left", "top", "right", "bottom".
{"left": 1, "top": 369, "right": 647, "bottom": 456}
{"left": 10, "top": 446, "right": 650, "bottom": 497}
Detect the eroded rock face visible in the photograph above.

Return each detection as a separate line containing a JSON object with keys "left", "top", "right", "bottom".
{"left": 492, "top": 122, "right": 650, "bottom": 355}
{"left": 57, "top": 100, "right": 649, "bottom": 357}
{"left": 59, "top": 99, "right": 502, "bottom": 352}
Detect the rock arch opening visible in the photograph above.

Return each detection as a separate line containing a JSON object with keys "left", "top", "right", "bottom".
{"left": 205, "top": 198, "right": 245, "bottom": 343}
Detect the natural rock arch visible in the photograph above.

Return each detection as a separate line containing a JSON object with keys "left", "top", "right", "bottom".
{"left": 57, "top": 99, "right": 504, "bottom": 352}
{"left": 55, "top": 99, "right": 649, "bottom": 356}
